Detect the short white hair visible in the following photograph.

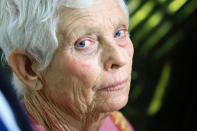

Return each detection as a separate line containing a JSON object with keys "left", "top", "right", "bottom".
{"left": 0, "top": 0, "right": 129, "bottom": 96}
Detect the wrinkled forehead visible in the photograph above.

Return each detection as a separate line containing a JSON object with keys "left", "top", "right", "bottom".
{"left": 57, "top": 0, "right": 128, "bottom": 34}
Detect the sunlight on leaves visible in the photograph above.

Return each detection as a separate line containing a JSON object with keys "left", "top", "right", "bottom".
{"left": 147, "top": 62, "right": 171, "bottom": 115}
{"left": 129, "top": 1, "right": 155, "bottom": 31}
{"left": 168, "top": 0, "right": 187, "bottom": 14}
{"left": 134, "top": 11, "right": 164, "bottom": 45}
{"left": 140, "top": 21, "right": 172, "bottom": 56}
{"left": 127, "top": 0, "right": 141, "bottom": 13}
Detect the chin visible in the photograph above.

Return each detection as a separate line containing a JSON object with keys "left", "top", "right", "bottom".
{"left": 95, "top": 87, "right": 130, "bottom": 113}
{"left": 107, "top": 95, "right": 129, "bottom": 111}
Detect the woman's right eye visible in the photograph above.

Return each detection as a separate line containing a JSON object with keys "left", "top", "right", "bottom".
{"left": 74, "top": 35, "right": 98, "bottom": 54}
{"left": 75, "top": 40, "right": 92, "bottom": 49}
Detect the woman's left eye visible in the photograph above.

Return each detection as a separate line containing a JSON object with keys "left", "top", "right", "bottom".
{"left": 114, "top": 30, "right": 124, "bottom": 38}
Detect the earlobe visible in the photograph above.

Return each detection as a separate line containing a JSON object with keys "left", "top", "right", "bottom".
{"left": 34, "top": 79, "right": 43, "bottom": 91}
{"left": 8, "top": 49, "right": 43, "bottom": 91}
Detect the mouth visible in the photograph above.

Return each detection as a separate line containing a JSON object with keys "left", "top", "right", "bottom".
{"left": 98, "top": 78, "right": 128, "bottom": 91}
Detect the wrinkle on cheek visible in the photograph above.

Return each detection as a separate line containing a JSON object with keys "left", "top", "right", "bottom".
{"left": 63, "top": 54, "right": 100, "bottom": 112}
{"left": 72, "top": 80, "right": 88, "bottom": 114}
{"left": 56, "top": 75, "right": 89, "bottom": 116}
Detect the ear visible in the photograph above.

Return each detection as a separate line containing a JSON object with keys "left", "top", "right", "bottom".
{"left": 8, "top": 49, "right": 43, "bottom": 91}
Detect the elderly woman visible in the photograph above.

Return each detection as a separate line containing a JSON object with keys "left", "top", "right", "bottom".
{"left": 0, "top": 0, "right": 134, "bottom": 130}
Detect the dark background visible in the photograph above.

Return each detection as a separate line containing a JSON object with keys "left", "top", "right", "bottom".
{"left": 1, "top": 0, "right": 197, "bottom": 131}
{"left": 121, "top": 0, "right": 197, "bottom": 131}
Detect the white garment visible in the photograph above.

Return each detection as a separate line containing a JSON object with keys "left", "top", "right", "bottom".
{"left": 0, "top": 91, "right": 20, "bottom": 131}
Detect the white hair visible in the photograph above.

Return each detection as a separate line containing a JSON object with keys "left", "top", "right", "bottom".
{"left": 0, "top": 0, "right": 129, "bottom": 96}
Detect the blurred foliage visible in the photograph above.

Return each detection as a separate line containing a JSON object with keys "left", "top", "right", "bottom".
{"left": 121, "top": 0, "right": 197, "bottom": 131}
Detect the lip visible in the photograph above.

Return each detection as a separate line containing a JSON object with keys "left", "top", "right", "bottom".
{"left": 99, "top": 78, "right": 128, "bottom": 91}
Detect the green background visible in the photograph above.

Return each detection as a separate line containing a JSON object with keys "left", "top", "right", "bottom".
{"left": 121, "top": 0, "right": 197, "bottom": 131}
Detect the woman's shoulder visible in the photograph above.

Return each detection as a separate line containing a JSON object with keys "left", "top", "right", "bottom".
{"left": 110, "top": 111, "right": 135, "bottom": 131}
{"left": 100, "top": 111, "right": 135, "bottom": 131}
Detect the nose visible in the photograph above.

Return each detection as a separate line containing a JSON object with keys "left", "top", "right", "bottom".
{"left": 103, "top": 42, "right": 127, "bottom": 71}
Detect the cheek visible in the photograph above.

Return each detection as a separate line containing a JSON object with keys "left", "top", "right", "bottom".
{"left": 123, "top": 39, "right": 134, "bottom": 73}
{"left": 119, "top": 38, "right": 134, "bottom": 58}
{"left": 126, "top": 39, "right": 134, "bottom": 58}
{"left": 63, "top": 55, "right": 99, "bottom": 88}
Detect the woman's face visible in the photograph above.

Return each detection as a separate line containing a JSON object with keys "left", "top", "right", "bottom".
{"left": 42, "top": 0, "right": 134, "bottom": 115}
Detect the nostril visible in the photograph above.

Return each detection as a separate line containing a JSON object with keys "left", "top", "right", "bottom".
{"left": 111, "top": 64, "right": 120, "bottom": 69}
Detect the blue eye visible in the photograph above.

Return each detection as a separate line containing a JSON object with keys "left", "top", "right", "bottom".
{"left": 76, "top": 41, "right": 86, "bottom": 47}
{"left": 114, "top": 30, "right": 124, "bottom": 38}
{"left": 75, "top": 40, "right": 92, "bottom": 49}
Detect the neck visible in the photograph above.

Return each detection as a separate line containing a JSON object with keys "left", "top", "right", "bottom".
{"left": 24, "top": 90, "right": 110, "bottom": 131}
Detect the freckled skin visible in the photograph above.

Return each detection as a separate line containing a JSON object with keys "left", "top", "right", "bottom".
{"left": 40, "top": 0, "right": 134, "bottom": 130}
